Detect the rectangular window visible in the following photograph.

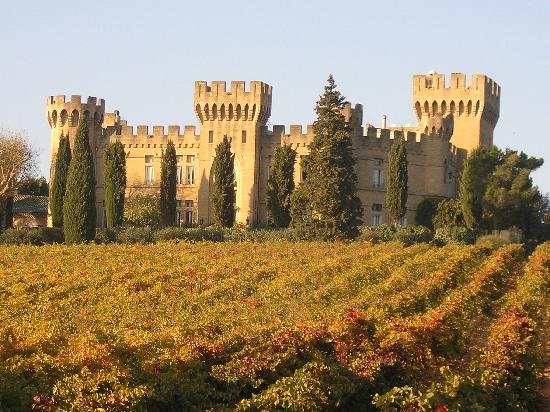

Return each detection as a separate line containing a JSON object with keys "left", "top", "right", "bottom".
{"left": 176, "top": 166, "right": 183, "bottom": 185}
{"left": 184, "top": 200, "right": 194, "bottom": 208}
{"left": 186, "top": 165, "right": 195, "bottom": 185}
{"left": 372, "top": 214, "right": 382, "bottom": 227}
{"left": 241, "top": 130, "right": 247, "bottom": 143}
{"left": 208, "top": 131, "right": 214, "bottom": 143}
{"left": 145, "top": 155, "right": 154, "bottom": 163}
{"left": 145, "top": 165, "right": 154, "bottom": 184}
{"left": 185, "top": 210, "right": 194, "bottom": 225}
{"left": 373, "top": 169, "right": 384, "bottom": 188}
{"left": 187, "top": 155, "right": 195, "bottom": 163}
{"left": 176, "top": 200, "right": 182, "bottom": 208}
{"left": 176, "top": 155, "right": 183, "bottom": 164}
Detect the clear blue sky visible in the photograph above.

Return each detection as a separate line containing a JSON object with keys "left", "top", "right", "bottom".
{"left": 1, "top": 1, "right": 549, "bottom": 193}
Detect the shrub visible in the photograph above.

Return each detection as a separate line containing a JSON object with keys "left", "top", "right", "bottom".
{"left": 357, "top": 225, "right": 396, "bottom": 243}
{"left": 433, "top": 198, "right": 465, "bottom": 229}
{"left": 153, "top": 226, "right": 225, "bottom": 242}
{"left": 95, "top": 228, "right": 118, "bottom": 244}
{"left": 394, "top": 226, "right": 433, "bottom": 246}
{"left": 476, "top": 234, "right": 511, "bottom": 249}
{"left": 224, "top": 227, "right": 298, "bottom": 242}
{"left": 116, "top": 227, "right": 154, "bottom": 244}
{"left": 415, "top": 198, "right": 441, "bottom": 230}
{"left": 0, "top": 228, "right": 43, "bottom": 245}
{"left": 434, "top": 226, "right": 477, "bottom": 245}
{"left": 124, "top": 194, "right": 160, "bottom": 228}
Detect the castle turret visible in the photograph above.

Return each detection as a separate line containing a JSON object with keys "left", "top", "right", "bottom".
{"left": 45, "top": 95, "right": 106, "bottom": 225}
{"left": 412, "top": 72, "right": 500, "bottom": 154}
{"left": 194, "top": 81, "right": 272, "bottom": 225}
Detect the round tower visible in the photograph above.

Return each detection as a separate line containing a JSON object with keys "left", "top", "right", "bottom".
{"left": 412, "top": 72, "right": 500, "bottom": 154}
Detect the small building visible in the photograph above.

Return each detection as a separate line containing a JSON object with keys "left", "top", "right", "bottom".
{"left": 13, "top": 195, "right": 48, "bottom": 228}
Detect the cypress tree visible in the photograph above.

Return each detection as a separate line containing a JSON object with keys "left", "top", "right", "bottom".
{"left": 266, "top": 144, "right": 296, "bottom": 227}
{"left": 386, "top": 137, "right": 408, "bottom": 225}
{"left": 290, "top": 75, "right": 363, "bottom": 240}
{"left": 159, "top": 141, "right": 177, "bottom": 227}
{"left": 63, "top": 120, "right": 96, "bottom": 243}
{"left": 459, "top": 146, "right": 500, "bottom": 229}
{"left": 104, "top": 141, "right": 127, "bottom": 228}
{"left": 50, "top": 133, "right": 71, "bottom": 228}
{"left": 211, "top": 135, "right": 235, "bottom": 227}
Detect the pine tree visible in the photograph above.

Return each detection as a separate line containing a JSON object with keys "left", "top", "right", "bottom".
{"left": 211, "top": 135, "right": 235, "bottom": 227}
{"left": 386, "top": 137, "right": 408, "bottom": 225}
{"left": 104, "top": 141, "right": 127, "bottom": 228}
{"left": 266, "top": 145, "right": 296, "bottom": 227}
{"left": 50, "top": 133, "right": 71, "bottom": 228}
{"left": 159, "top": 140, "right": 177, "bottom": 227}
{"left": 63, "top": 120, "right": 96, "bottom": 243}
{"left": 290, "top": 75, "right": 363, "bottom": 240}
{"left": 459, "top": 146, "right": 500, "bottom": 229}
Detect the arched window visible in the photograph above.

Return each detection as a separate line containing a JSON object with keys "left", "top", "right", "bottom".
{"left": 450, "top": 101, "right": 455, "bottom": 114}
{"left": 432, "top": 101, "right": 438, "bottom": 115}
{"left": 60, "top": 109, "right": 68, "bottom": 126}
{"left": 424, "top": 101, "right": 429, "bottom": 115}
{"left": 204, "top": 104, "right": 210, "bottom": 120}
{"left": 228, "top": 103, "right": 233, "bottom": 120}
{"left": 244, "top": 104, "right": 249, "bottom": 121}
{"left": 212, "top": 104, "right": 217, "bottom": 120}
{"left": 51, "top": 110, "right": 57, "bottom": 127}
{"left": 475, "top": 100, "right": 480, "bottom": 116}
{"left": 251, "top": 104, "right": 256, "bottom": 121}
{"left": 195, "top": 104, "right": 203, "bottom": 123}
{"left": 220, "top": 104, "right": 225, "bottom": 120}
{"left": 467, "top": 100, "right": 472, "bottom": 116}
{"left": 441, "top": 101, "right": 447, "bottom": 115}
{"left": 71, "top": 109, "right": 79, "bottom": 127}
{"left": 459, "top": 101, "right": 464, "bottom": 115}
{"left": 415, "top": 101, "right": 422, "bottom": 119}
{"left": 236, "top": 105, "right": 242, "bottom": 121}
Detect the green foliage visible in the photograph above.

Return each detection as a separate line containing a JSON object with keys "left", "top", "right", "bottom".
{"left": 434, "top": 226, "right": 477, "bottom": 245}
{"left": 290, "top": 75, "right": 363, "bottom": 240}
{"left": 103, "top": 141, "right": 126, "bottom": 228}
{"left": 211, "top": 135, "right": 235, "bottom": 227}
{"left": 415, "top": 198, "right": 442, "bottom": 230}
{"left": 159, "top": 140, "right": 177, "bottom": 227}
{"left": 459, "top": 146, "right": 501, "bottom": 229}
{"left": 2, "top": 196, "right": 13, "bottom": 230}
{"left": 358, "top": 225, "right": 433, "bottom": 245}
{"left": 0, "top": 228, "right": 63, "bottom": 245}
{"left": 266, "top": 145, "right": 296, "bottom": 228}
{"left": 50, "top": 134, "right": 71, "bottom": 228}
{"left": 386, "top": 137, "right": 408, "bottom": 225}
{"left": 16, "top": 176, "right": 48, "bottom": 196}
{"left": 63, "top": 121, "right": 96, "bottom": 243}
{"left": 124, "top": 194, "right": 160, "bottom": 228}
{"left": 116, "top": 226, "right": 155, "bottom": 244}
{"left": 433, "top": 198, "right": 465, "bottom": 229}
{"left": 153, "top": 226, "right": 225, "bottom": 242}
{"left": 483, "top": 149, "right": 544, "bottom": 238}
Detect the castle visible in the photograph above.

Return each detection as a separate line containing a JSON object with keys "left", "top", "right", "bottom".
{"left": 45, "top": 72, "right": 500, "bottom": 227}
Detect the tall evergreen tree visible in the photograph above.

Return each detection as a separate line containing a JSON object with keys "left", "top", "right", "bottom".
{"left": 459, "top": 146, "right": 501, "bottom": 229}
{"left": 63, "top": 120, "right": 96, "bottom": 243}
{"left": 211, "top": 135, "right": 235, "bottom": 227}
{"left": 159, "top": 141, "right": 177, "bottom": 227}
{"left": 290, "top": 75, "right": 363, "bottom": 240}
{"left": 104, "top": 141, "right": 127, "bottom": 228}
{"left": 266, "top": 145, "right": 296, "bottom": 227}
{"left": 50, "top": 133, "right": 71, "bottom": 228}
{"left": 386, "top": 137, "right": 408, "bottom": 225}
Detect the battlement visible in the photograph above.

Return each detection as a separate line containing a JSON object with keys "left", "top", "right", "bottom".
{"left": 413, "top": 72, "right": 500, "bottom": 97}
{"left": 46, "top": 95, "right": 105, "bottom": 128}
{"left": 115, "top": 124, "right": 199, "bottom": 141}
{"left": 194, "top": 80, "right": 272, "bottom": 125}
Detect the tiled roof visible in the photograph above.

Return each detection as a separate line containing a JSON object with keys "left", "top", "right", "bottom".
{"left": 13, "top": 195, "right": 49, "bottom": 214}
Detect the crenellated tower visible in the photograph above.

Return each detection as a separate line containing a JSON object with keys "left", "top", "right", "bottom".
{"left": 194, "top": 81, "right": 272, "bottom": 225}
{"left": 45, "top": 95, "right": 106, "bottom": 224}
{"left": 412, "top": 72, "right": 500, "bottom": 154}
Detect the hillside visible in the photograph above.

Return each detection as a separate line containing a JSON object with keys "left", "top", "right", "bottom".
{"left": 0, "top": 241, "right": 549, "bottom": 411}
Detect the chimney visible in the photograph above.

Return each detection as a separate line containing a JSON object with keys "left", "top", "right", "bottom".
{"left": 382, "top": 115, "right": 387, "bottom": 129}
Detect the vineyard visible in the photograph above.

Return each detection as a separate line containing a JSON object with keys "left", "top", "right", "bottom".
{"left": 0, "top": 241, "right": 549, "bottom": 411}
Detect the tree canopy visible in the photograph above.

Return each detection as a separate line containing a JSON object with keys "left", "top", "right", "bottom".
{"left": 266, "top": 145, "right": 296, "bottom": 228}
{"left": 211, "top": 135, "right": 235, "bottom": 227}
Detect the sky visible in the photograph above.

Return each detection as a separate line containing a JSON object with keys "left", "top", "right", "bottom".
{"left": 1, "top": 1, "right": 549, "bottom": 193}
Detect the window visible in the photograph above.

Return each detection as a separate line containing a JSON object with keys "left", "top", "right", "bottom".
{"left": 176, "top": 166, "right": 183, "bottom": 184}
{"left": 186, "top": 165, "right": 195, "bottom": 185}
{"left": 185, "top": 210, "right": 194, "bottom": 225}
{"left": 185, "top": 200, "right": 194, "bottom": 208}
{"left": 145, "top": 166, "right": 154, "bottom": 184}
{"left": 176, "top": 200, "right": 182, "bottom": 208}
{"left": 208, "top": 131, "right": 214, "bottom": 143}
{"left": 372, "top": 203, "right": 383, "bottom": 212}
{"left": 176, "top": 155, "right": 183, "bottom": 163}
{"left": 242, "top": 130, "right": 247, "bottom": 143}
{"left": 372, "top": 214, "right": 382, "bottom": 227}
{"left": 373, "top": 169, "right": 384, "bottom": 188}
{"left": 187, "top": 155, "right": 195, "bottom": 163}
{"left": 145, "top": 155, "right": 154, "bottom": 164}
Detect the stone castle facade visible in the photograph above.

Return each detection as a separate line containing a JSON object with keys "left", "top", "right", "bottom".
{"left": 45, "top": 72, "right": 500, "bottom": 227}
